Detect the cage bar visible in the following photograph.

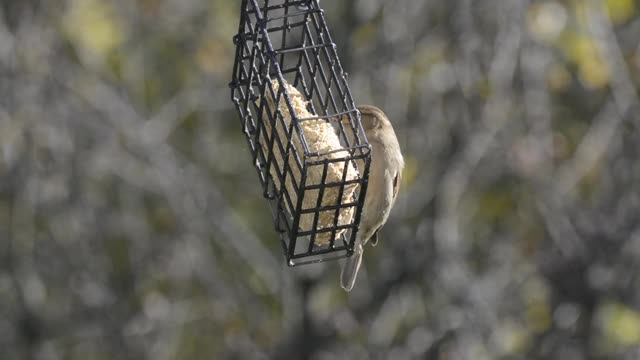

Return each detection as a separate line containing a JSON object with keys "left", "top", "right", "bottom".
{"left": 230, "top": 0, "right": 371, "bottom": 266}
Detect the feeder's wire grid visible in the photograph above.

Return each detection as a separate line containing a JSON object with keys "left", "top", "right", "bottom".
{"left": 230, "top": 0, "right": 371, "bottom": 266}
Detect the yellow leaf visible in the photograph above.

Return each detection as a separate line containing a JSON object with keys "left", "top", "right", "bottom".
{"left": 605, "top": 0, "right": 636, "bottom": 24}
{"left": 527, "top": 300, "right": 552, "bottom": 333}
{"left": 561, "top": 32, "right": 609, "bottom": 89}
{"left": 493, "top": 320, "right": 530, "bottom": 355}
{"left": 565, "top": 33, "right": 598, "bottom": 63}
{"left": 578, "top": 57, "right": 610, "bottom": 89}
{"left": 600, "top": 302, "right": 640, "bottom": 347}
{"left": 63, "top": 0, "right": 124, "bottom": 58}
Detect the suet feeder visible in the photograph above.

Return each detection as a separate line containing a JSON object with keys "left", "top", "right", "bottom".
{"left": 229, "top": 0, "right": 371, "bottom": 266}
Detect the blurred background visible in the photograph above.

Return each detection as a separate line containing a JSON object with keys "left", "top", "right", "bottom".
{"left": 2, "top": 0, "right": 640, "bottom": 359}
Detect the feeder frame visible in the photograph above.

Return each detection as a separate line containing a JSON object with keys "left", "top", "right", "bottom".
{"left": 229, "top": 0, "right": 371, "bottom": 266}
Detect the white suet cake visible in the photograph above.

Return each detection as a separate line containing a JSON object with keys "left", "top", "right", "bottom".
{"left": 261, "top": 79, "right": 360, "bottom": 246}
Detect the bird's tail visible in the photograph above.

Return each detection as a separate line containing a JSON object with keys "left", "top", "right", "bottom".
{"left": 340, "top": 244, "right": 363, "bottom": 291}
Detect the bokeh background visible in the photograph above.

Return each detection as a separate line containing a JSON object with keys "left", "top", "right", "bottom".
{"left": 3, "top": 0, "right": 640, "bottom": 359}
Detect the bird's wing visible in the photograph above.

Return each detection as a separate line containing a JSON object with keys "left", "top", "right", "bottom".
{"left": 392, "top": 170, "right": 401, "bottom": 204}
{"left": 370, "top": 170, "right": 400, "bottom": 248}
{"left": 370, "top": 228, "right": 380, "bottom": 246}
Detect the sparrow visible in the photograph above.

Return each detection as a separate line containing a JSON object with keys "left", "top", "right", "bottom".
{"left": 341, "top": 105, "right": 404, "bottom": 291}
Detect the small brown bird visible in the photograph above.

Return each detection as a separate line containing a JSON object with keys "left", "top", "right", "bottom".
{"left": 341, "top": 105, "right": 404, "bottom": 291}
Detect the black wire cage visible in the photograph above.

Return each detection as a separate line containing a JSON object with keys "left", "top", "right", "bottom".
{"left": 229, "top": 0, "right": 371, "bottom": 266}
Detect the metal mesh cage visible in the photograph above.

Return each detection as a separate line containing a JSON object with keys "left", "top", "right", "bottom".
{"left": 229, "top": 0, "right": 371, "bottom": 266}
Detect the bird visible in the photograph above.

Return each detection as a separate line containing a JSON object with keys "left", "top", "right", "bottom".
{"left": 340, "top": 105, "right": 404, "bottom": 291}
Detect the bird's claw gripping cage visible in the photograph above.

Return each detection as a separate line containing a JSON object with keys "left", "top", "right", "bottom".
{"left": 229, "top": 0, "right": 371, "bottom": 266}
